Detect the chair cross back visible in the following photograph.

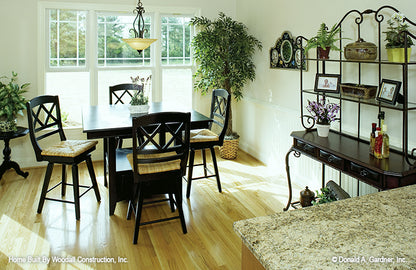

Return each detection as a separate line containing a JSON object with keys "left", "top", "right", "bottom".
{"left": 27, "top": 95, "right": 66, "bottom": 161}
{"left": 210, "top": 93, "right": 229, "bottom": 143}
{"left": 109, "top": 83, "right": 143, "bottom": 105}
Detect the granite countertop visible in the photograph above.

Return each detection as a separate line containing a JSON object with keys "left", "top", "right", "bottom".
{"left": 233, "top": 184, "right": 416, "bottom": 270}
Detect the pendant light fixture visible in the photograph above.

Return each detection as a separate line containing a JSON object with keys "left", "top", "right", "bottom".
{"left": 122, "top": 0, "right": 157, "bottom": 54}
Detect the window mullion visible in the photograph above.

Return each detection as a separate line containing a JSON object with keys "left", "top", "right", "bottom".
{"left": 77, "top": 13, "right": 80, "bottom": 66}
{"left": 57, "top": 10, "right": 60, "bottom": 67}
{"left": 182, "top": 21, "right": 185, "bottom": 64}
{"left": 89, "top": 10, "right": 98, "bottom": 105}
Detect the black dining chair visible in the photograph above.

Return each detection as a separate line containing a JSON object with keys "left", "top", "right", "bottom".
{"left": 109, "top": 83, "right": 144, "bottom": 149}
{"left": 26, "top": 95, "right": 101, "bottom": 220}
{"left": 126, "top": 112, "right": 190, "bottom": 244}
{"left": 102, "top": 83, "right": 144, "bottom": 188}
{"left": 186, "top": 89, "right": 230, "bottom": 198}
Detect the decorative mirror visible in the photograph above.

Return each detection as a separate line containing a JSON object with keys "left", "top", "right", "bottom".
{"left": 270, "top": 31, "right": 307, "bottom": 70}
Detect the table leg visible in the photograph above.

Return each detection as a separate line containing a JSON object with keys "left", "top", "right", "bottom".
{"left": 283, "top": 147, "right": 300, "bottom": 211}
{"left": 0, "top": 138, "right": 29, "bottom": 180}
{"left": 108, "top": 137, "right": 117, "bottom": 215}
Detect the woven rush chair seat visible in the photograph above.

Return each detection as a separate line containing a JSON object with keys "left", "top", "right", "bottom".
{"left": 127, "top": 112, "right": 190, "bottom": 244}
{"left": 42, "top": 140, "right": 98, "bottom": 158}
{"left": 127, "top": 152, "right": 181, "bottom": 175}
{"left": 26, "top": 95, "right": 101, "bottom": 220}
{"left": 186, "top": 89, "right": 230, "bottom": 199}
{"left": 190, "top": 129, "right": 219, "bottom": 143}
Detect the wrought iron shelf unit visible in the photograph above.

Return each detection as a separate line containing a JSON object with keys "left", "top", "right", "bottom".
{"left": 284, "top": 5, "right": 416, "bottom": 211}
{"left": 298, "top": 5, "right": 416, "bottom": 164}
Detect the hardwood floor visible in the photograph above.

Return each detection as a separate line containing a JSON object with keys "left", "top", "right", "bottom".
{"left": 0, "top": 150, "right": 286, "bottom": 269}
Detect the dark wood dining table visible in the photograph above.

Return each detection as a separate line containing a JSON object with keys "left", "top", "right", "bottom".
{"left": 82, "top": 102, "right": 212, "bottom": 215}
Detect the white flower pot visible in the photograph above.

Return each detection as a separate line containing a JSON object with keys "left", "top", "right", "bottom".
{"left": 316, "top": 124, "right": 330, "bottom": 137}
{"left": 129, "top": 104, "right": 149, "bottom": 115}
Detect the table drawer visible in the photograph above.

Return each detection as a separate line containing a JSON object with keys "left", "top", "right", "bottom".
{"left": 349, "top": 162, "right": 382, "bottom": 187}
{"left": 318, "top": 150, "right": 344, "bottom": 170}
{"left": 295, "top": 140, "right": 316, "bottom": 156}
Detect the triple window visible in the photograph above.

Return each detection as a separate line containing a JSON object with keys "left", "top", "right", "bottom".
{"left": 44, "top": 6, "right": 194, "bottom": 125}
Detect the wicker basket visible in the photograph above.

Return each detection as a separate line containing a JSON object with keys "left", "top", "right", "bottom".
{"left": 340, "top": 83, "right": 377, "bottom": 99}
{"left": 219, "top": 138, "right": 239, "bottom": 160}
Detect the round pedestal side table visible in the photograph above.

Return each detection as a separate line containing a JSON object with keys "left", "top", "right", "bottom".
{"left": 0, "top": 126, "right": 29, "bottom": 181}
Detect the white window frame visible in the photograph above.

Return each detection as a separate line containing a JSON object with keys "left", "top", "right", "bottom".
{"left": 38, "top": 2, "right": 200, "bottom": 110}
{"left": 161, "top": 14, "right": 193, "bottom": 66}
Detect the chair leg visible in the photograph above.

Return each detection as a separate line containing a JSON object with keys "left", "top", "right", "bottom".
{"left": 72, "top": 164, "right": 81, "bottom": 220}
{"left": 201, "top": 149, "right": 208, "bottom": 177}
{"left": 175, "top": 181, "right": 187, "bottom": 234}
{"left": 186, "top": 149, "right": 195, "bottom": 198}
{"left": 86, "top": 156, "right": 101, "bottom": 202}
{"left": 133, "top": 187, "right": 145, "bottom": 244}
{"left": 103, "top": 138, "right": 108, "bottom": 187}
{"left": 61, "top": 165, "right": 67, "bottom": 197}
{"left": 168, "top": 193, "right": 175, "bottom": 212}
{"left": 210, "top": 147, "right": 222, "bottom": 193}
{"left": 37, "top": 163, "right": 54, "bottom": 214}
{"left": 127, "top": 183, "right": 139, "bottom": 220}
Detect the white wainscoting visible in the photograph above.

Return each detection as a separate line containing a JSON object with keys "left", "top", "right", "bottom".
{"left": 235, "top": 97, "right": 379, "bottom": 198}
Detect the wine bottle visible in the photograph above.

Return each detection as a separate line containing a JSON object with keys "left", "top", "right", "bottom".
{"left": 382, "top": 124, "right": 389, "bottom": 158}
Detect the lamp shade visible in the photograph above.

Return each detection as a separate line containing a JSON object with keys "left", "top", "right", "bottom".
{"left": 123, "top": 38, "right": 157, "bottom": 52}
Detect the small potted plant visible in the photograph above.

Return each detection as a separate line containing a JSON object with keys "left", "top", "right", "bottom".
{"left": 129, "top": 75, "right": 150, "bottom": 114}
{"left": 312, "top": 187, "right": 336, "bottom": 205}
{"left": 0, "top": 72, "right": 30, "bottom": 132}
{"left": 306, "top": 98, "right": 340, "bottom": 137}
{"left": 304, "top": 23, "right": 344, "bottom": 59}
{"left": 384, "top": 12, "right": 414, "bottom": 62}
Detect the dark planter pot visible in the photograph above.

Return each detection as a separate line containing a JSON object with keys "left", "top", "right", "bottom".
{"left": 317, "top": 47, "right": 331, "bottom": 59}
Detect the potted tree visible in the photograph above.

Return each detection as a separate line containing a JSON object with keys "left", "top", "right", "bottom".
{"left": 304, "top": 23, "right": 343, "bottom": 59}
{"left": 0, "top": 72, "right": 30, "bottom": 132}
{"left": 191, "top": 12, "right": 262, "bottom": 159}
{"left": 384, "top": 12, "right": 414, "bottom": 62}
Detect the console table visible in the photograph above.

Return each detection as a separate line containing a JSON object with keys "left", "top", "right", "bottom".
{"left": 284, "top": 130, "right": 416, "bottom": 211}
{"left": 0, "top": 126, "right": 29, "bottom": 181}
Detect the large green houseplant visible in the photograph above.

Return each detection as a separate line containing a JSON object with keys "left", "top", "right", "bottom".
{"left": 0, "top": 72, "right": 30, "bottom": 132}
{"left": 304, "top": 23, "right": 343, "bottom": 59}
{"left": 191, "top": 13, "right": 262, "bottom": 158}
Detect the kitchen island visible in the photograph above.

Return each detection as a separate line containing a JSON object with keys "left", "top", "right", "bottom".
{"left": 233, "top": 184, "right": 416, "bottom": 269}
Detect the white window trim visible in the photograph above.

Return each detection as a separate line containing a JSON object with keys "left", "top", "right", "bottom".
{"left": 38, "top": 1, "right": 200, "bottom": 107}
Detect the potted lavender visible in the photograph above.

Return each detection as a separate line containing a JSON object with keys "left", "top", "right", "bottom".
{"left": 306, "top": 98, "right": 340, "bottom": 137}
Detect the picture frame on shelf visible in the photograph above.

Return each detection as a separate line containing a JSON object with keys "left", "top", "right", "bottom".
{"left": 376, "top": 79, "right": 402, "bottom": 105}
{"left": 314, "top": 73, "right": 340, "bottom": 93}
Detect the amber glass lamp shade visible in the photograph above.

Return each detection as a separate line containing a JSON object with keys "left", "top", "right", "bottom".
{"left": 123, "top": 38, "right": 157, "bottom": 53}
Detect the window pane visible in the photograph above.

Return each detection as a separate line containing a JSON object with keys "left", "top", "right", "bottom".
{"left": 161, "top": 16, "right": 191, "bottom": 65}
{"left": 162, "top": 68, "right": 192, "bottom": 107}
{"left": 97, "top": 14, "right": 152, "bottom": 67}
{"left": 97, "top": 70, "right": 152, "bottom": 105}
{"left": 48, "top": 9, "right": 86, "bottom": 68}
{"left": 45, "top": 72, "right": 90, "bottom": 125}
